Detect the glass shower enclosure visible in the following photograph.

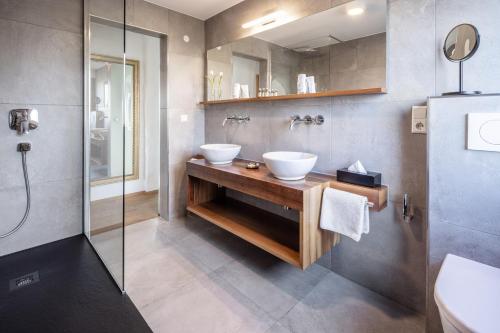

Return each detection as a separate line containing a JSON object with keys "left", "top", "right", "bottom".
{"left": 84, "top": 0, "right": 127, "bottom": 290}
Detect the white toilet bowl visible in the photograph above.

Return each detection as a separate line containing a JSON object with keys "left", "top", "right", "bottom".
{"left": 435, "top": 254, "right": 500, "bottom": 333}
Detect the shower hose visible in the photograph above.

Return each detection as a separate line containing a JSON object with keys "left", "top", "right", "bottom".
{"left": 0, "top": 151, "right": 30, "bottom": 238}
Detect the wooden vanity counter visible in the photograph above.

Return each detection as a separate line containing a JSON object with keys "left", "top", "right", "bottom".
{"left": 187, "top": 159, "right": 387, "bottom": 269}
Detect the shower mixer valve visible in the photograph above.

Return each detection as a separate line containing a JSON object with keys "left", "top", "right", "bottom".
{"left": 9, "top": 109, "right": 39, "bottom": 135}
{"left": 17, "top": 142, "right": 32, "bottom": 152}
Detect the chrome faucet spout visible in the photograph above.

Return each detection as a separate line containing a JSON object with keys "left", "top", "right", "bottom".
{"left": 289, "top": 115, "right": 301, "bottom": 131}
{"left": 222, "top": 115, "right": 250, "bottom": 127}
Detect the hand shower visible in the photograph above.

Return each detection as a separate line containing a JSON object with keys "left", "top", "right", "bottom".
{"left": 2, "top": 109, "right": 37, "bottom": 238}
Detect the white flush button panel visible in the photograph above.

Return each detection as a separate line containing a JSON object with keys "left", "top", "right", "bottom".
{"left": 411, "top": 106, "right": 427, "bottom": 134}
{"left": 468, "top": 113, "right": 500, "bottom": 152}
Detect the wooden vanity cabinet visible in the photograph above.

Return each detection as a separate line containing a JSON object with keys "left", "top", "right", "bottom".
{"left": 187, "top": 159, "right": 388, "bottom": 269}
{"left": 186, "top": 159, "right": 339, "bottom": 269}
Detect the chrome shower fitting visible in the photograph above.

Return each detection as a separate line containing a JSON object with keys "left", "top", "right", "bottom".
{"left": 1, "top": 142, "right": 32, "bottom": 238}
{"left": 2, "top": 108, "right": 38, "bottom": 239}
{"left": 9, "top": 109, "right": 39, "bottom": 135}
{"left": 289, "top": 115, "right": 324, "bottom": 131}
{"left": 222, "top": 115, "right": 250, "bottom": 127}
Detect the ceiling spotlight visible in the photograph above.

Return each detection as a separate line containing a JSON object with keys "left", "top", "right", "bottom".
{"left": 242, "top": 10, "right": 287, "bottom": 29}
{"left": 347, "top": 7, "right": 365, "bottom": 16}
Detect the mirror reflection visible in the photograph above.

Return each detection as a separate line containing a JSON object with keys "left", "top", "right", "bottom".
{"left": 90, "top": 55, "right": 139, "bottom": 184}
{"left": 444, "top": 24, "right": 480, "bottom": 62}
{"left": 206, "top": 0, "right": 387, "bottom": 101}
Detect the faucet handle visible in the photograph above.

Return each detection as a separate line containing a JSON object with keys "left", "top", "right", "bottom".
{"left": 314, "top": 115, "right": 324, "bottom": 125}
{"left": 9, "top": 109, "right": 38, "bottom": 135}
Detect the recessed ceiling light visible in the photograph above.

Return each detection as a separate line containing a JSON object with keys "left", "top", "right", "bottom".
{"left": 242, "top": 10, "right": 287, "bottom": 29}
{"left": 347, "top": 7, "right": 364, "bottom": 16}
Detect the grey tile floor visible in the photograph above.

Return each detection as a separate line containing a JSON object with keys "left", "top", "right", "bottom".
{"left": 93, "top": 216, "right": 425, "bottom": 333}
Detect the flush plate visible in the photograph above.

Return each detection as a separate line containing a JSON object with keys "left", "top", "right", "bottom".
{"left": 467, "top": 113, "right": 500, "bottom": 152}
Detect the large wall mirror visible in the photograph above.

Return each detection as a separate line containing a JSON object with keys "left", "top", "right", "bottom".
{"left": 90, "top": 55, "right": 139, "bottom": 185}
{"left": 206, "top": 0, "right": 387, "bottom": 102}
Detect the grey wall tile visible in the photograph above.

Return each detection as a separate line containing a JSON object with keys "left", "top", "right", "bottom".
{"left": 167, "top": 10, "right": 205, "bottom": 57}
{"left": 428, "top": 96, "right": 500, "bottom": 235}
{"left": 167, "top": 53, "right": 205, "bottom": 109}
{"left": 169, "top": 161, "right": 189, "bottom": 218}
{"left": 0, "top": 19, "right": 83, "bottom": 105}
{"left": 0, "top": 0, "right": 83, "bottom": 256}
{"left": 168, "top": 107, "right": 205, "bottom": 165}
{"left": 0, "top": 178, "right": 82, "bottom": 257}
{"left": 426, "top": 256, "right": 444, "bottom": 333}
{"left": 386, "top": 0, "right": 436, "bottom": 101}
{"left": 429, "top": 221, "right": 500, "bottom": 268}
{"left": 331, "top": 202, "right": 427, "bottom": 313}
{"left": 89, "top": 0, "right": 127, "bottom": 24}
{"left": 128, "top": 0, "right": 169, "bottom": 34}
{"left": 0, "top": 0, "right": 83, "bottom": 34}
{"left": 0, "top": 105, "right": 82, "bottom": 189}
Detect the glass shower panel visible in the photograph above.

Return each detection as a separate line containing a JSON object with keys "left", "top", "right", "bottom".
{"left": 84, "top": 1, "right": 126, "bottom": 291}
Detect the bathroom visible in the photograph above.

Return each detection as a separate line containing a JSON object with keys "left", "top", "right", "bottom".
{"left": 0, "top": 0, "right": 499, "bottom": 332}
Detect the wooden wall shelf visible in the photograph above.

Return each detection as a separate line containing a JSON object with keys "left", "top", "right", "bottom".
{"left": 200, "top": 87, "right": 386, "bottom": 106}
{"left": 187, "top": 159, "right": 388, "bottom": 269}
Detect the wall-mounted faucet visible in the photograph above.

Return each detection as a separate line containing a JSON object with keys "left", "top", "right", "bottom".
{"left": 289, "top": 114, "right": 324, "bottom": 131}
{"left": 222, "top": 115, "right": 250, "bottom": 127}
{"left": 9, "top": 109, "right": 39, "bottom": 135}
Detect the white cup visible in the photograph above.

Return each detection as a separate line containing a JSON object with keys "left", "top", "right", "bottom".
{"left": 306, "top": 76, "right": 316, "bottom": 93}
{"left": 241, "top": 84, "right": 250, "bottom": 98}
{"left": 297, "top": 74, "right": 307, "bottom": 94}
{"left": 233, "top": 83, "right": 241, "bottom": 99}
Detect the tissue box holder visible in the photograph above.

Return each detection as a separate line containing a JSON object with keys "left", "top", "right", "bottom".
{"left": 337, "top": 168, "right": 381, "bottom": 188}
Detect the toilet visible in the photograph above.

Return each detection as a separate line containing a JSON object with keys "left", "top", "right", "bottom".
{"left": 434, "top": 254, "right": 500, "bottom": 333}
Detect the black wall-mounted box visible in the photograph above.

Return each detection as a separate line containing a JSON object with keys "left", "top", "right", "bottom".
{"left": 337, "top": 168, "right": 382, "bottom": 188}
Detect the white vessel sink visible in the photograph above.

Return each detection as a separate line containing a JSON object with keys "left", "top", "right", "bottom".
{"left": 200, "top": 144, "right": 241, "bottom": 164}
{"left": 263, "top": 151, "right": 317, "bottom": 180}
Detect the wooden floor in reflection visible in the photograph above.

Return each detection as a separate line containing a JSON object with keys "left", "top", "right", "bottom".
{"left": 90, "top": 190, "right": 159, "bottom": 235}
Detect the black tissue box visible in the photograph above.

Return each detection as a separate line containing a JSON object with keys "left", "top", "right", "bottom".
{"left": 337, "top": 168, "right": 382, "bottom": 188}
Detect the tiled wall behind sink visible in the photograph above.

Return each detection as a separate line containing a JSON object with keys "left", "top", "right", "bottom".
{"left": 205, "top": 95, "right": 428, "bottom": 313}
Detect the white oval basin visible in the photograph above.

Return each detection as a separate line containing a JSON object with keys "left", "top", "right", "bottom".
{"left": 200, "top": 144, "right": 241, "bottom": 165}
{"left": 263, "top": 151, "right": 317, "bottom": 181}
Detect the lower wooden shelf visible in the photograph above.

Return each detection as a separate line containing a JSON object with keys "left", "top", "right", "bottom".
{"left": 187, "top": 198, "right": 301, "bottom": 268}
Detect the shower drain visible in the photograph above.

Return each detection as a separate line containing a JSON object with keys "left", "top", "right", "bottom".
{"left": 9, "top": 271, "right": 39, "bottom": 292}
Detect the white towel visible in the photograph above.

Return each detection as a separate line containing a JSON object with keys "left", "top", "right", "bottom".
{"left": 320, "top": 188, "right": 369, "bottom": 242}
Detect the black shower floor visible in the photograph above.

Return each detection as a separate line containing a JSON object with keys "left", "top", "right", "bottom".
{"left": 0, "top": 235, "right": 151, "bottom": 333}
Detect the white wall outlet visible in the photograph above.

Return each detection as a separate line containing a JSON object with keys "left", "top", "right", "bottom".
{"left": 411, "top": 106, "right": 427, "bottom": 134}
{"left": 467, "top": 113, "right": 500, "bottom": 152}
{"left": 180, "top": 114, "right": 188, "bottom": 122}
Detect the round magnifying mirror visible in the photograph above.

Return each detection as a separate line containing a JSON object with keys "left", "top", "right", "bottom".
{"left": 444, "top": 23, "right": 480, "bottom": 62}
{"left": 442, "top": 24, "right": 481, "bottom": 95}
